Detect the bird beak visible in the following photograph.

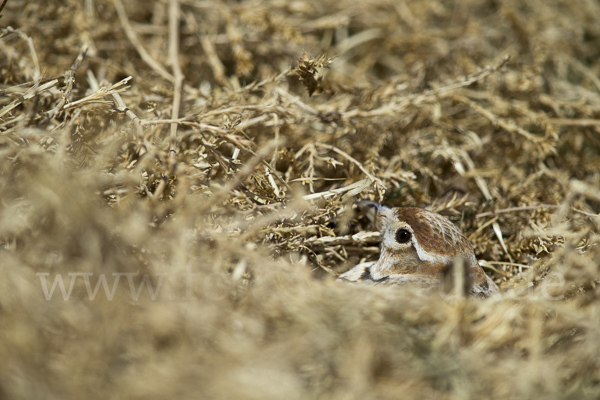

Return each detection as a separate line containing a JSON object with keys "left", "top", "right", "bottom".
{"left": 355, "top": 201, "right": 391, "bottom": 213}
{"left": 355, "top": 201, "right": 391, "bottom": 227}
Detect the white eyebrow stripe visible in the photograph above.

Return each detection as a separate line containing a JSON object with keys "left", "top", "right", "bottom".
{"left": 413, "top": 241, "right": 447, "bottom": 263}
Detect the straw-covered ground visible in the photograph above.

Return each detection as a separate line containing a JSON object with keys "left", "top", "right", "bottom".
{"left": 2, "top": 0, "right": 600, "bottom": 398}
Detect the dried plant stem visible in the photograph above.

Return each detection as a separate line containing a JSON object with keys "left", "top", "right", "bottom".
{"left": 140, "top": 119, "right": 255, "bottom": 150}
{"left": 0, "top": 0, "right": 7, "bottom": 17}
{"left": 168, "top": 0, "right": 183, "bottom": 159}
{"left": 87, "top": 70, "right": 144, "bottom": 138}
{"left": 198, "top": 141, "right": 281, "bottom": 213}
{"left": 112, "top": 0, "right": 174, "bottom": 83}
{"left": 302, "top": 178, "right": 372, "bottom": 200}
{"left": 200, "top": 35, "right": 229, "bottom": 88}
{"left": 476, "top": 205, "right": 559, "bottom": 218}
{"left": 47, "top": 44, "right": 88, "bottom": 118}
{"left": 112, "top": 0, "right": 201, "bottom": 97}
{"left": 305, "top": 231, "right": 380, "bottom": 247}
{"left": 0, "top": 79, "right": 58, "bottom": 119}
{"left": 0, "top": 74, "right": 63, "bottom": 96}
{"left": 453, "top": 95, "right": 542, "bottom": 143}
{"left": 343, "top": 55, "right": 511, "bottom": 118}
{"left": 565, "top": 55, "right": 600, "bottom": 92}
{"left": 25, "top": 37, "right": 40, "bottom": 81}
{"left": 64, "top": 76, "right": 131, "bottom": 110}
{"left": 423, "top": 54, "right": 510, "bottom": 97}
{"left": 146, "top": 0, "right": 185, "bottom": 203}
{"left": 477, "top": 261, "right": 511, "bottom": 277}
{"left": 548, "top": 118, "right": 600, "bottom": 127}
{"left": 315, "top": 142, "right": 384, "bottom": 189}
{"left": 392, "top": 0, "right": 421, "bottom": 30}
{"left": 275, "top": 87, "right": 319, "bottom": 115}
{"left": 477, "top": 204, "right": 598, "bottom": 219}
{"left": 0, "top": 27, "right": 41, "bottom": 80}
{"left": 61, "top": 44, "right": 88, "bottom": 102}
{"left": 138, "top": 109, "right": 270, "bottom": 127}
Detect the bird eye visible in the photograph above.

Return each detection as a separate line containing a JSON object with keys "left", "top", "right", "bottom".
{"left": 395, "top": 228, "right": 412, "bottom": 243}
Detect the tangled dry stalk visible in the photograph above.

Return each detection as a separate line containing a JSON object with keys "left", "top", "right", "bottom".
{"left": 1, "top": 0, "right": 600, "bottom": 398}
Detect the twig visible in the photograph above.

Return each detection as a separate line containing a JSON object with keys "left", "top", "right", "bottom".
{"left": 477, "top": 260, "right": 512, "bottom": 277}
{"left": 168, "top": 0, "right": 183, "bottom": 159}
{"left": 304, "top": 231, "right": 380, "bottom": 246}
{"left": 0, "top": 74, "right": 64, "bottom": 96}
{"left": 275, "top": 87, "right": 319, "bottom": 115}
{"left": 343, "top": 54, "right": 511, "bottom": 118}
{"left": 0, "top": 79, "right": 58, "bottom": 119}
{"left": 565, "top": 55, "right": 600, "bottom": 93}
{"left": 476, "top": 204, "right": 597, "bottom": 219}
{"left": 149, "top": 0, "right": 185, "bottom": 203}
{"left": 25, "top": 36, "right": 40, "bottom": 81}
{"left": 453, "top": 151, "right": 493, "bottom": 201}
{"left": 112, "top": 0, "right": 174, "bottom": 82}
{"left": 423, "top": 55, "right": 511, "bottom": 97}
{"left": 139, "top": 118, "right": 256, "bottom": 150}
{"left": 0, "top": 27, "right": 41, "bottom": 80}
{"left": 235, "top": 66, "right": 292, "bottom": 94}
{"left": 547, "top": 118, "right": 600, "bottom": 127}
{"left": 476, "top": 205, "right": 559, "bottom": 218}
{"left": 200, "top": 34, "right": 229, "bottom": 88}
{"left": 453, "top": 94, "right": 542, "bottom": 143}
{"left": 484, "top": 261, "right": 531, "bottom": 268}
{"left": 63, "top": 76, "right": 131, "bottom": 110}
{"left": 236, "top": 114, "right": 270, "bottom": 130}
{"left": 86, "top": 71, "right": 144, "bottom": 138}
{"left": 137, "top": 107, "right": 269, "bottom": 127}
{"left": 302, "top": 178, "right": 372, "bottom": 200}
{"left": 392, "top": 0, "right": 421, "bottom": 31}
{"left": 452, "top": 154, "right": 511, "bottom": 261}
{"left": 197, "top": 141, "right": 281, "bottom": 213}
{"left": 315, "top": 142, "right": 384, "bottom": 188}
{"left": 88, "top": 71, "right": 165, "bottom": 200}
{"left": 112, "top": 0, "right": 200, "bottom": 98}
{"left": 47, "top": 44, "right": 88, "bottom": 118}
{"left": 0, "top": 0, "right": 8, "bottom": 18}
{"left": 62, "top": 44, "right": 88, "bottom": 105}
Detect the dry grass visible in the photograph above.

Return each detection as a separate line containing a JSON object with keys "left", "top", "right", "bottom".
{"left": 1, "top": 0, "right": 600, "bottom": 398}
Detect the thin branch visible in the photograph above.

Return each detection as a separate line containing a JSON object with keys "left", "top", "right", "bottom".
{"left": 112, "top": 0, "right": 200, "bottom": 98}
{"left": 343, "top": 54, "right": 511, "bottom": 118}
{"left": 63, "top": 76, "right": 131, "bottom": 110}
{"left": 423, "top": 54, "right": 511, "bottom": 97}
{"left": 112, "top": 0, "right": 174, "bottom": 82}
{"left": 86, "top": 70, "right": 143, "bottom": 138}
{"left": 0, "top": 27, "right": 41, "bottom": 80}
{"left": 275, "top": 87, "right": 319, "bottom": 115}
{"left": 0, "top": 74, "right": 64, "bottom": 96}
{"left": 168, "top": 0, "right": 183, "bottom": 158}
{"left": 0, "top": 0, "right": 8, "bottom": 18}
{"left": 200, "top": 34, "right": 229, "bottom": 88}
{"left": 453, "top": 94, "right": 542, "bottom": 143}
{"left": 476, "top": 205, "right": 559, "bottom": 218}
{"left": 47, "top": 44, "right": 88, "bottom": 118}
{"left": 302, "top": 178, "right": 372, "bottom": 200}
{"left": 476, "top": 204, "right": 597, "bottom": 219}
{"left": 547, "top": 118, "right": 600, "bottom": 127}
{"left": 197, "top": 141, "right": 281, "bottom": 213}
{"left": 0, "top": 79, "right": 58, "bottom": 119}
{"left": 315, "top": 142, "right": 384, "bottom": 188}
{"left": 25, "top": 36, "right": 40, "bottom": 81}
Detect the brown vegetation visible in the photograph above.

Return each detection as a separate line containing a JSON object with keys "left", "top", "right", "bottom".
{"left": 1, "top": 0, "right": 600, "bottom": 398}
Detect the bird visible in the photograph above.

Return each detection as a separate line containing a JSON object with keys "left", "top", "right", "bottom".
{"left": 338, "top": 202, "right": 499, "bottom": 298}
